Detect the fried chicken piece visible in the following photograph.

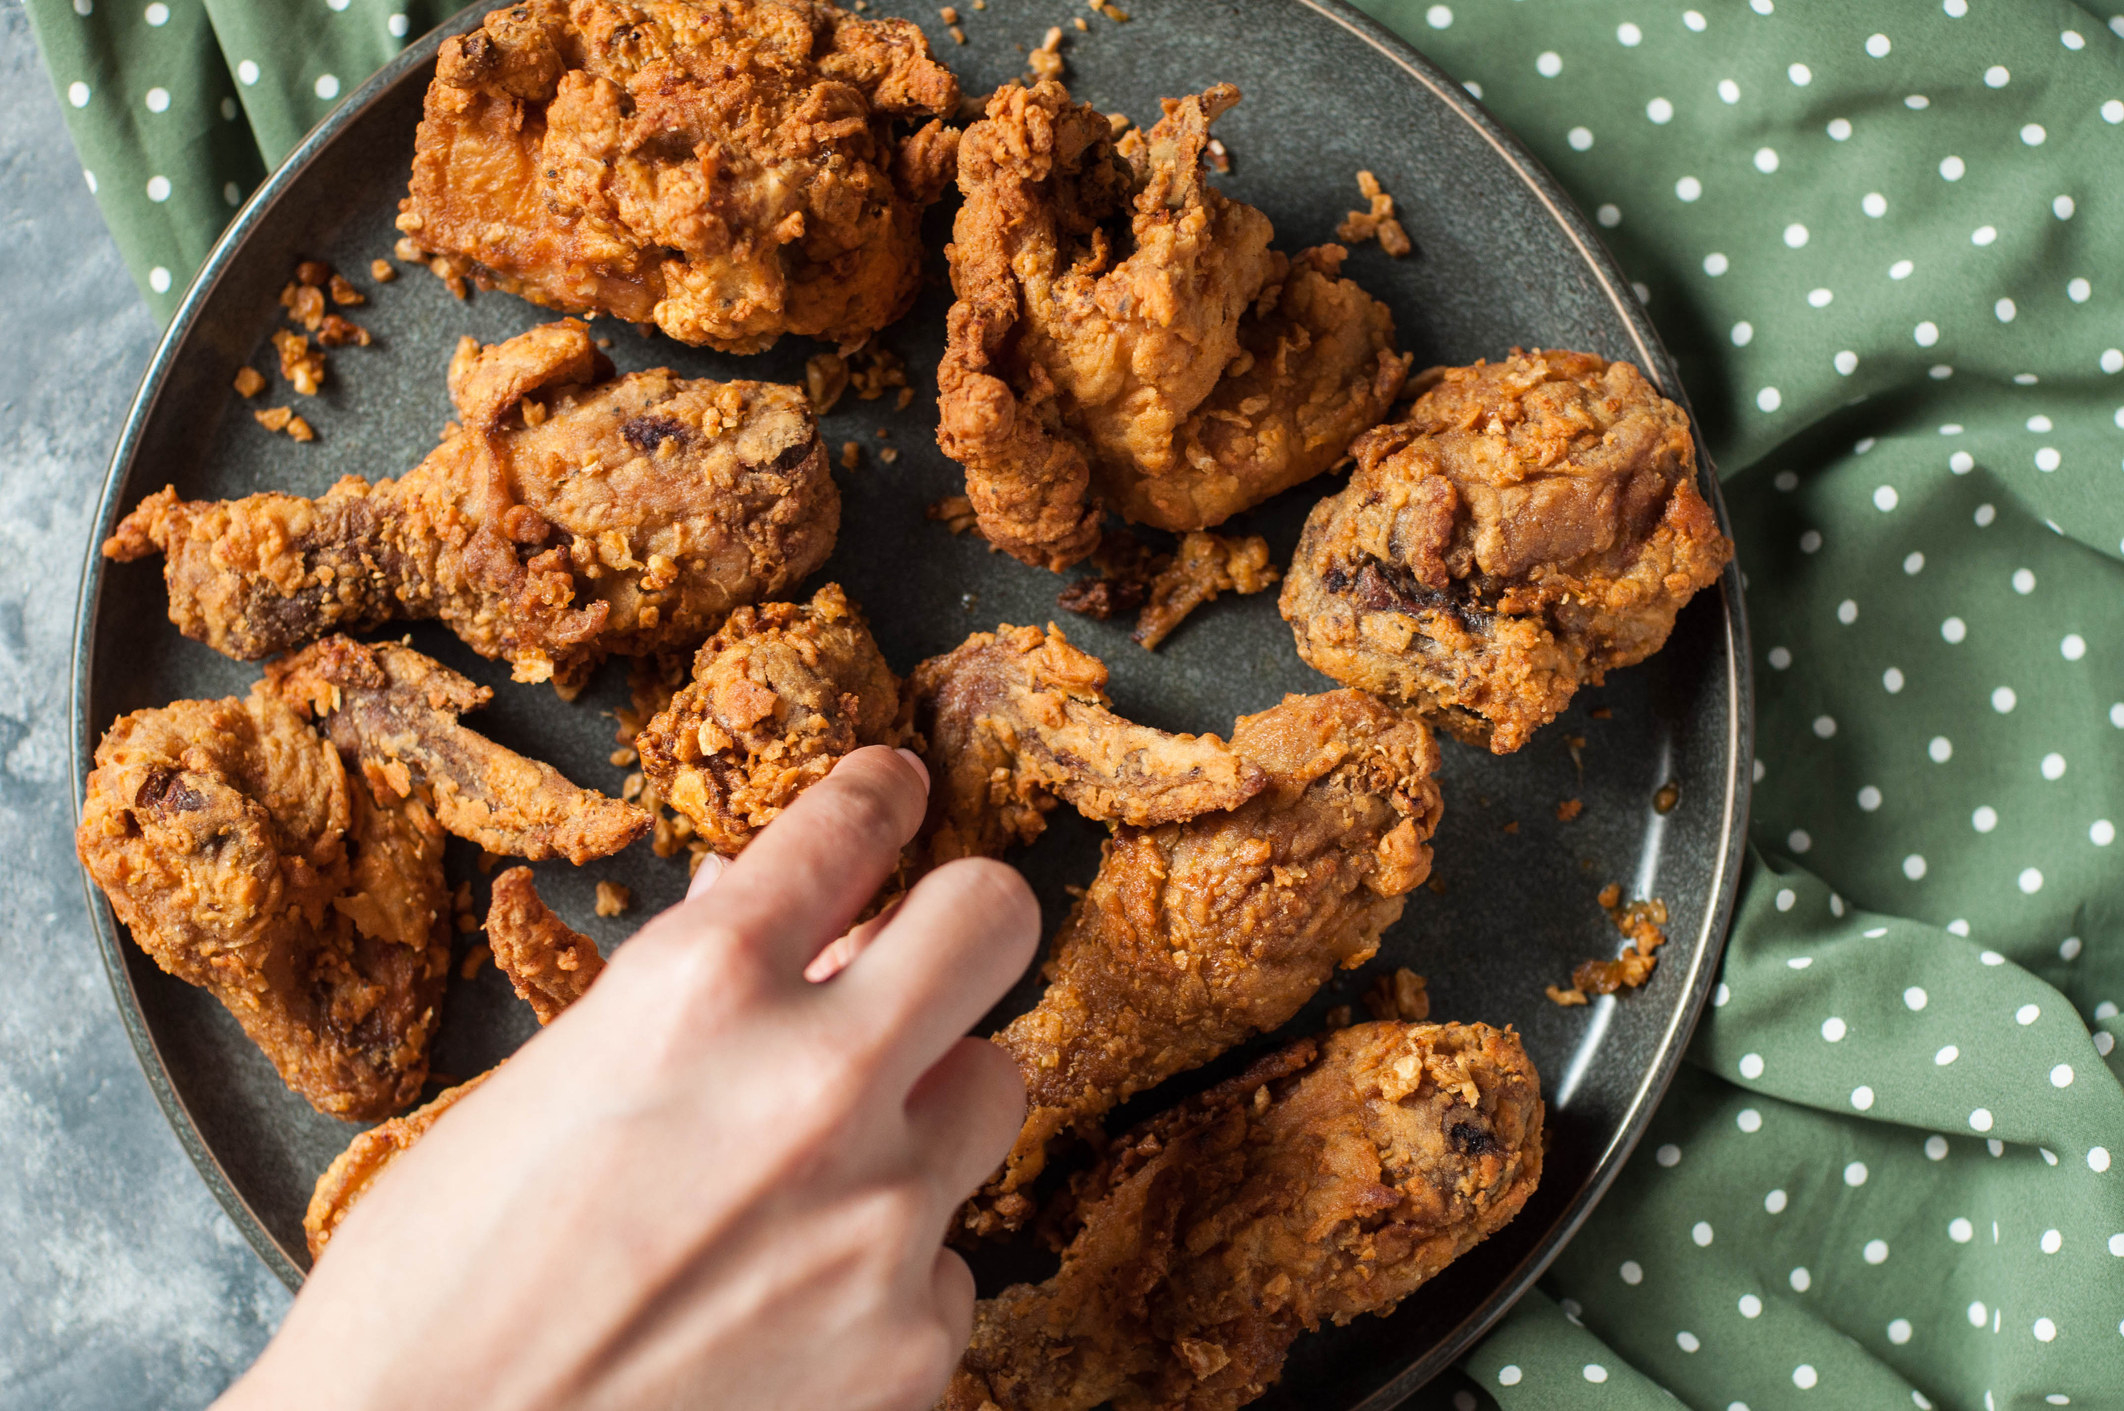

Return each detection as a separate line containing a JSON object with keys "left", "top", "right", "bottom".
{"left": 76, "top": 687, "right": 450, "bottom": 1121}
{"left": 969, "top": 690, "right": 1442, "bottom": 1234}
{"left": 269, "top": 635, "right": 648, "bottom": 864}
{"left": 305, "top": 868, "right": 608, "bottom": 1259}
{"left": 941, "top": 1021, "right": 1543, "bottom": 1411}
{"left": 304, "top": 1068, "right": 494, "bottom": 1259}
{"left": 1131, "top": 531, "right": 1279, "bottom": 650}
{"left": 908, "top": 622, "right": 1268, "bottom": 873}
{"left": 636, "top": 583, "right": 907, "bottom": 855}
{"left": 486, "top": 866, "right": 608, "bottom": 1023}
{"left": 1281, "top": 350, "right": 1732, "bottom": 753}
{"left": 398, "top": 0, "right": 960, "bottom": 354}
{"left": 104, "top": 320, "right": 836, "bottom": 687}
{"left": 937, "top": 80, "right": 1410, "bottom": 569}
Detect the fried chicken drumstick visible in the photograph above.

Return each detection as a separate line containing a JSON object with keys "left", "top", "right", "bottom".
{"left": 305, "top": 868, "right": 605, "bottom": 1257}
{"left": 970, "top": 689, "right": 1442, "bottom": 1235}
{"left": 1281, "top": 350, "right": 1732, "bottom": 753}
{"left": 76, "top": 640, "right": 643, "bottom": 1121}
{"left": 105, "top": 320, "right": 836, "bottom": 687}
{"left": 942, "top": 1021, "right": 1544, "bottom": 1411}
{"left": 399, "top": 0, "right": 961, "bottom": 353}
{"left": 938, "top": 81, "right": 1411, "bottom": 570}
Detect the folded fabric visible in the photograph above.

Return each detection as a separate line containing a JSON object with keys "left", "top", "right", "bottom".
{"left": 25, "top": 0, "right": 2124, "bottom": 1405}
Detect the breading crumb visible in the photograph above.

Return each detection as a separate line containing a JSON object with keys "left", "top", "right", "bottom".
{"left": 254, "top": 406, "right": 293, "bottom": 432}
{"left": 327, "top": 273, "right": 365, "bottom": 307}
{"left": 1206, "top": 137, "right": 1231, "bottom": 174}
{"left": 950, "top": 23, "right": 965, "bottom": 42}
{"left": 1073, "top": 15, "right": 1088, "bottom": 29}
{"left": 295, "top": 260, "right": 331, "bottom": 288}
{"left": 938, "top": 4, "right": 957, "bottom": 20}
{"left": 370, "top": 258, "right": 398, "bottom": 282}
{"left": 1030, "top": 26, "right": 1065, "bottom": 80}
{"left": 1337, "top": 170, "right": 1413, "bottom": 257}
{"left": 840, "top": 440, "right": 862, "bottom": 471}
{"left": 393, "top": 236, "right": 425, "bottom": 263}
{"left": 609, "top": 746, "right": 638, "bottom": 767}
{"left": 459, "top": 943, "right": 492, "bottom": 980}
{"left": 1323, "top": 1004, "right": 1354, "bottom": 1030}
{"left": 594, "top": 881, "right": 631, "bottom": 917}
{"left": 1549, "top": 885, "right": 1670, "bottom": 1005}
{"left": 285, "top": 415, "right": 315, "bottom": 443}
{"left": 1654, "top": 781, "right": 1681, "bottom": 814}
{"left": 927, "top": 495, "right": 978, "bottom": 534}
{"left": 1555, "top": 798, "right": 1583, "bottom": 822}
{"left": 280, "top": 281, "right": 326, "bottom": 332}
{"left": 232, "top": 366, "right": 266, "bottom": 398}
{"left": 455, "top": 912, "right": 478, "bottom": 934}
{"left": 317, "top": 313, "right": 371, "bottom": 347}
{"left": 806, "top": 351, "right": 849, "bottom": 414}
{"left": 877, "top": 446, "right": 899, "bottom": 464}
{"left": 272, "top": 329, "right": 325, "bottom": 394}
{"left": 1590, "top": 706, "right": 1612, "bottom": 719}
{"left": 1502, "top": 820, "right": 1519, "bottom": 834}
{"left": 1132, "top": 532, "right": 1279, "bottom": 650}
{"left": 848, "top": 346, "right": 906, "bottom": 401}
{"left": 1099, "top": 2, "right": 1129, "bottom": 18}
{"left": 1362, "top": 967, "right": 1429, "bottom": 1022}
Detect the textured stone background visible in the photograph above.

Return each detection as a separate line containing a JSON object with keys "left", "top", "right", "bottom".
{"left": 0, "top": 3, "right": 289, "bottom": 1404}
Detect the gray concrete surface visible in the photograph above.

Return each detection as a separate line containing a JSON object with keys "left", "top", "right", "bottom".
{"left": 0, "top": 2, "right": 291, "bottom": 1405}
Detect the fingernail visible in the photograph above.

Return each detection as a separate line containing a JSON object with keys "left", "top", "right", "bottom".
{"left": 896, "top": 748, "right": 931, "bottom": 792}
{"left": 686, "top": 852, "right": 728, "bottom": 900}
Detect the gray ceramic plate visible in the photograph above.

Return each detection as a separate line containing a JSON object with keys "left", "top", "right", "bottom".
{"left": 71, "top": 2, "right": 1750, "bottom": 1404}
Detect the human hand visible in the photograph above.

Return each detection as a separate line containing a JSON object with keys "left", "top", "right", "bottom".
{"left": 218, "top": 745, "right": 1038, "bottom": 1411}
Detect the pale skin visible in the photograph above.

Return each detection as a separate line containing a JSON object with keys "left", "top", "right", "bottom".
{"left": 217, "top": 746, "right": 1038, "bottom": 1411}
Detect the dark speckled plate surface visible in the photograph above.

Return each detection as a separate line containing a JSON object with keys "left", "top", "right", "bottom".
{"left": 71, "top": 2, "right": 1749, "bottom": 1404}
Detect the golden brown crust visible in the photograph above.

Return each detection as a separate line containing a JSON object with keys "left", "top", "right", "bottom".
{"left": 636, "top": 583, "right": 908, "bottom": 855}
{"left": 1280, "top": 350, "right": 1733, "bottom": 753}
{"left": 486, "top": 867, "right": 607, "bottom": 1024}
{"left": 304, "top": 1069, "right": 493, "bottom": 1260}
{"left": 968, "top": 690, "right": 1442, "bottom": 1234}
{"left": 76, "top": 688, "right": 450, "bottom": 1121}
{"left": 269, "top": 635, "right": 649, "bottom": 864}
{"left": 104, "top": 320, "right": 838, "bottom": 685}
{"left": 941, "top": 1022, "right": 1543, "bottom": 1411}
{"left": 399, "top": 0, "right": 960, "bottom": 353}
{"left": 1131, "top": 531, "right": 1279, "bottom": 651}
{"left": 936, "top": 81, "right": 1409, "bottom": 569}
{"left": 908, "top": 623, "right": 1267, "bottom": 874}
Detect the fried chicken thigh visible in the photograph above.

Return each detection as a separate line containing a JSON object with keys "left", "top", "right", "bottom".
{"left": 909, "top": 622, "right": 1267, "bottom": 873}
{"left": 636, "top": 582, "right": 907, "bottom": 855}
{"left": 971, "top": 689, "right": 1442, "bottom": 1234}
{"left": 105, "top": 320, "right": 837, "bottom": 687}
{"left": 942, "top": 1021, "right": 1544, "bottom": 1411}
{"left": 399, "top": 0, "right": 960, "bottom": 353}
{"left": 77, "top": 687, "right": 452, "bottom": 1120}
{"left": 271, "top": 636, "right": 649, "bottom": 863}
{"left": 937, "top": 81, "right": 1411, "bottom": 569}
{"left": 1281, "top": 350, "right": 1732, "bottom": 753}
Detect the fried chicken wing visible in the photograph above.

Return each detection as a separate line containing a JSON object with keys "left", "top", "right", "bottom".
{"left": 398, "top": 0, "right": 960, "bottom": 353}
{"left": 486, "top": 866, "right": 608, "bottom": 1024}
{"left": 909, "top": 622, "right": 1268, "bottom": 872}
{"left": 270, "top": 635, "right": 649, "bottom": 864}
{"left": 636, "top": 583, "right": 907, "bottom": 855}
{"left": 76, "top": 688, "right": 451, "bottom": 1120}
{"left": 937, "top": 81, "right": 1410, "bottom": 569}
{"left": 105, "top": 320, "right": 837, "bottom": 687}
{"left": 941, "top": 1021, "right": 1543, "bottom": 1411}
{"left": 970, "top": 689, "right": 1442, "bottom": 1234}
{"left": 1281, "top": 350, "right": 1732, "bottom": 753}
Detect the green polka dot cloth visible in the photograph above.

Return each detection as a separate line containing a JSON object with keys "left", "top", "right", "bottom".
{"left": 25, "top": 0, "right": 2124, "bottom": 1404}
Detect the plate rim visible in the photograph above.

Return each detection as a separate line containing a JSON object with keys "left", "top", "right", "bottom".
{"left": 68, "top": 0, "right": 1755, "bottom": 1392}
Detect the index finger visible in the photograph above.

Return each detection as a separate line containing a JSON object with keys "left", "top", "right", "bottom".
{"left": 676, "top": 746, "right": 928, "bottom": 981}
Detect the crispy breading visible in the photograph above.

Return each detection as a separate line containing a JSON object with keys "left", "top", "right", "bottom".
{"left": 303, "top": 1068, "right": 494, "bottom": 1259}
{"left": 967, "top": 690, "right": 1442, "bottom": 1234}
{"left": 75, "top": 688, "right": 450, "bottom": 1121}
{"left": 941, "top": 1021, "right": 1543, "bottom": 1411}
{"left": 269, "top": 635, "right": 649, "bottom": 864}
{"left": 1280, "top": 350, "right": 1732, "bottom": 753}
{"left": 1131, "top": 530, "right": 1279, "bottom": 650}
{"left": 103, "top": 320, "right": 837, "bottom": 687}
{"left": 398, "top": 0, "right": 960, "bottom": 353}
{"left": 636, "top": 583, "right": 908, "bottom": 855}
{"left": 486, "top": 867, "right": 608, "bottom": 1023}
{"left": 908, "top": 622, "right": 1267, "bottom": 873}
{"left": 936, "top": 81, "right": 1409, "bottom": 569}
